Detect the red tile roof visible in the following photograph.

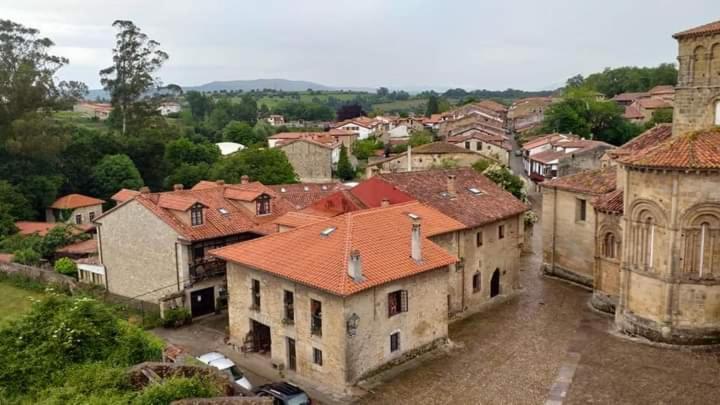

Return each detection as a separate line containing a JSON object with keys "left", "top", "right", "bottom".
{"left": 268, "top": 182, "right": 346, "bottom": 210}
{"left": 0, "top": 253, "right": 14, "bottom": 264}
{"left": 272, "top": 212, "right": 328, "bottom": 228}
{"left": 530, "top": 150, "right": 566, "bottom": 164}
{"left": 375, "top": 168, "right": 528, "bottom": 228}
{"left": 521, "top": 133, "right": 576, "bottom": 151}
{"left": 618, "top": 128, "right": 720, "bottom": 170}
{"left": 673, "top": 20, "right": 720, "bottom": 39}
{"left": 14, "top": 221, "right": 88, "bottom": 237}
{"left": 648, "top": 85, "right": 675, "bottom": 95}
{"left": 609, "top": 124, "right": 673, "bottom": 159}
{"left": 99, "top": 182, "right": 295, "bottom": 241}
{"left": 623, "top": 104, "right": 645, "bottom": 120}
{"left": 543, "top": 166, "right": 617, "bottom": 195}
{"left": 593, "top": 190, "right": 624, "bottom": 215}
{"left": 474, "top": 100, "right": 508, "bottom": 113}
{"left": 111, "top": 188, "right": 140, "bottom": 203}
{"left": 56, "top": 238, "right": 98, "bottom": 255}
{"left": 211, "top": 202, "right": 463, "bottom": 296}
{"left": 612, "top": 92, "right": 650, "bottom": 102}
{"left": 50, "top": 194, "right": 105, "bottom": 209}
{"left": 635, "top": 98, "right": 672, "bottom": 110}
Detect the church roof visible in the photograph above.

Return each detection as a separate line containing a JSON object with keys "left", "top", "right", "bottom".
{"left": 618, "top": 128, "right": 720, "bottom": 170}
{"left": 543, "top": 166, "right": 617, "bottom": 195}
{"left": 673, "top": 20, "right": 720, "bottom": 39}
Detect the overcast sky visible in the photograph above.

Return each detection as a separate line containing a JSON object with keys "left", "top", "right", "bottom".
{"left": 1, "top": 0, "right": 717, "bottom": 91}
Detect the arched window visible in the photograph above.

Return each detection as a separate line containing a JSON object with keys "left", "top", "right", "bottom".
{"left": 629, "top": 209, "right": 657, "bottom": 271}
{"left": 693, "top": 46, "right": 708, "bottom": 84}
{"left": 715, "top": 100, "right": 720, "bottom": 126}
{"left": 682, "top": 213, "right": 720, "bottom": 277}
{"left": 643, "top": 217, "right": 655, "bottom": 269}
{"left": 602, "top": 232, "right": 617, "bottom": 259}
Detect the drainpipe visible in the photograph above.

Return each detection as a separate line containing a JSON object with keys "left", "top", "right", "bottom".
{"left": 97, "top": 225, "right": 109, "bottom": 291}
{"left": 551, "top": 187, "right": 557, "bottom": 273}
{"left": 174, "top": 242, "right": 181, "bottom": 292}
{"left": 407, "top": 145, "right": 412, "bottom": 172}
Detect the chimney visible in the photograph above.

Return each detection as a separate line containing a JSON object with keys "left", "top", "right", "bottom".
{"left": 381, "top": 198, "right": 390, "bottom": 207}
{"left": 348, "top": 249, "right": 364, "bottom": 282}
{"left": 216, "top": 179, "right": 225, "bottom": 186}
{"left": 240, "top": 175, "right": 249, "bottom": 184}
{"left": 173, "top": 184, "right": 184, "bottom": 191}
{"left": 447, "top": 174, "right": 456, "bottom": 196}
{"left": 411, "top": 217, "right": 422, "bottom": 262}
{"left": 139, "top": 186, "right": 150, "bottom": 194}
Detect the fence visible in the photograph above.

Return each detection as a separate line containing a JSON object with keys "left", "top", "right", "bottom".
{"left": 0, "top": 261, "right": 78, "bottom": 290}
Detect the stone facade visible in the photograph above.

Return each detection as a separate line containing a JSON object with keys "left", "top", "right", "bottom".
{"left": 672, "top": 31, "right": 720, "bottom": 134}
{"left": 557, "top": 144, "right": 615, "bottom": 177}
{"left": 226, "top": 263, "right": 448, "bottom": 394}
{"left": 542, "top": 188, "right": 597, "bottom": 287}
{"left": 367, "top": 150, "right": 486, "bottom": 177}
{"left": 592, "top": 210, "right": 623, "bottom": 313}
{"left": 454, "top": 138, "right": 510, "bottom": 165}
{"left": 278, "top": 140, "right": 335, "bottom": 183}
{"left": 46, "top": 204, "right": 103, "bottom": 225}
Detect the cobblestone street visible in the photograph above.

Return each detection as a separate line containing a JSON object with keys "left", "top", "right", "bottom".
{"left": 358, "top": 212, "right": 720, "bottom": 405}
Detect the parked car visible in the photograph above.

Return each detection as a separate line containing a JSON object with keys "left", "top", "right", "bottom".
{"left": 254, "top": 382, "right": 311, "bottom": 405}
{"left": 514, "top": 149, "right": 522, "bottom": 156}
{"left": 196, "top": 352, "right": 252, "bottom": 390}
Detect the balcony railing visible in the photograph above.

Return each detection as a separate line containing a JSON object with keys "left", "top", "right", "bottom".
{"left": 189, "top": 257, "right": 227, "bottom": 284}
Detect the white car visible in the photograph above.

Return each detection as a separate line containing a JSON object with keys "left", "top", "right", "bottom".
{"left": 196, "top": 352, "right": 253, "bottom": 390}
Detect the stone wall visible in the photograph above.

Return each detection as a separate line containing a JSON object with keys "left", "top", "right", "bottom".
{"left": 542, "top": 187, "right": 596, "bottom": 287}
{"left": 97, "top": 199, "right": 184, "bottom": 303}
{"left": 279, "top": 141, "right": 333, "bottom": 183}
{"left": 226, "top": 262, "right": 449, "bottom": 394}
{"left": 558, "top": 145, "right": 615, "bottom": 177}
{"left": 0, "top": 261, "right": 78, "bottom": 290}
{"left": 672, "top": 32, "right": 720, "bottom": 135}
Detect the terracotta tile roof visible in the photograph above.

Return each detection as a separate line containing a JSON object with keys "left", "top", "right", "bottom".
{"left": 272, "top": 212, "right": 328, "bottom": 228}
{"left": 100, "top": 182, "right": 295, "bottom": 241}
{"left": 619, "top": 128, "right": 720, "bottom": 170}
{"left": 268, "top": 182, "right": 346, "bottom": 210}
{"left": 648, "top": 85, "right": 675, "bottom": 95}
{"left": 530, "top": 150, "right": 566, "bottom": 164}
{"left": 277, "top": 137, "right": 338, "bottom": 150}
{"left": 192, "top": 180, "right": 223, "bottom": 190}
{"left": 14, "top": 221, "right": 88, "bottom": 237}
{"left": 635, "top": 98, "right": 672, "bottom": 110}
{"left": 593, "top": 190, "right": 624, "bottom": 215}
{"left": 50, "top": 194, "right": 105, "bottom": 209}
{"left": 522, "top": 133, "right": 576, "bottom": 151}
{"left": 673, "top": 20, "right": 720, "bottom": 39}
{"left": 0, "top": 253, "right": 14, "bottom": 263}
{"left": 474, "top": 100, "right": 508, "bottom": 113}
{"left": 376, "top": 168, "right": 528, "bottom": 228}
{"left": 452, "top": 123, "right": 506, "bottom": 138}
{"left": 111, "top": 188, "right": 140, "bottom": 203}
{"left": 447, "top": 131, "right": 511, "bottom": 152}
{"left": 609, "top": 124, "right": 673, "bottom": 158}
{"left": 412, "top": 142, "right": 479, "bottom": 155}
{"left": 334, "top": 116, "right": 380, "bottom": 129}
{"left": 543, "top": 166, "right": 617, "bottom": 195}
{"left": 612, "top": 92, "right": 649, "bottom": 102}
{"left": 56, "top": 238, "right": 98, "bottom": 255}
{"left": 507, "top": 97, "right": 554, "bottom": 119}
{"left": 211, "top": 202, "right": 463, "bottom": 296}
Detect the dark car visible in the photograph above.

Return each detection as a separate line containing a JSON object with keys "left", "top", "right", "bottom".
{"left": 254, "top": 382, "right": 311, "bottom": 405}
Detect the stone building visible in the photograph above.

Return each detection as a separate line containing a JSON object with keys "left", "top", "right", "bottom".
{"left": 366, "top": 142, "right": 494, "bottom": 177}
{"left": 543, "top": 20, "right": 720, "bottom": 345}
{"left": 46, "top": 193, "right": 105, "bottom": 226}
{"left": 212, "top": 202, "right": 460, "bottom": 395}
{"left": 94, "top": 179, "right": 295, "bottom": 317}
{"left": 508, "top": 97, "right": 555, "bottom": 133}
{"left": 447, "top": 129, "right": 512, "bottom": 165}
{"left": 277, "top": 138, "right": 338, "bottom": 183}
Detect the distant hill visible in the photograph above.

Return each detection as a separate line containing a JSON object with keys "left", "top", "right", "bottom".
{"left": 87, "top": 78, "right": 375, "bottom": 100}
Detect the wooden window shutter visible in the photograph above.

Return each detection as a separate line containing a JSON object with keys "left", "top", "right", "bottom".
{"left": 400, "top": 290, "right": 408, "bottom": 312}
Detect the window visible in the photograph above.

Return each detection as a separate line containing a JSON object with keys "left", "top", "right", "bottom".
{"left": 472, "top": 273, "right": 481, "bottom": 293}
{"left": 251, "top": 279, "right": 260, "bottom": 310}
{"left": 256, "top": 194, "right": 271, "bottom": 216}
{"left": 715, "top": 101, "right": 720, "bottom": 126}
{"left": 387, "top": 290, "right": 408, "bottom": 317}
{"left": 75, "top": 214, "right": 83, "bottom": 225}
{"left": 602, "top": 233, "right": 617, "bottom": 259}
{"left": 476, "top": 143, "right": 482, "bottom": 152}
{"left": 311, "top": 299, "right": 322, "bottom": 336}
{"left": 89, "top": 211, "right": 95, "bottom": 221}
{"left": 191, "top": 204, "right": 203, "bottom": 226}
{"left": 390, "top": 332, "right": 400, "bottom": 353}
{"left": 498, "top": 225, "right": 505, "bottom": 240}
{"left": 313, "top": 348, "right": 323, "bottom": 366}
{"left": 682, "top": 214, "right": 720, "bottom": 277}
{"left": 283, "top": 290, "right": 294, "bottom": 323}
{"left": 476, "top": 231, "right": 483, "bottom": 247}
{"left": 577, "top": 199, "right": 587, "bottom": 222}
{"left": 465, "top": 141, "right": 471, "bottom": 149}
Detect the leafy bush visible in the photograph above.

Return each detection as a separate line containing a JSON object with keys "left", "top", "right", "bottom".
{"left": 54, "top": 257, "right": 78, "bottom": 277}
{"left": 12, "top": 247, "right": 41, "bottom": 266}
{"left": 132, "top": 376, "right": 222, "bottom": 405}
{"left": 163, "top": 307, "right": 192, "bottom": 328}
{"left": 353, "top": 137, "right": 383, "bottom": 160}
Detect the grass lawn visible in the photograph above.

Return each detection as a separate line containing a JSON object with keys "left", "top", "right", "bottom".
{"left": 0, "top": 281, "right": 45, "bottom": 325}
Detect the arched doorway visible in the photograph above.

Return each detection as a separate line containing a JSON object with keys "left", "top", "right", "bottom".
{"left": 490, "top": 269, "right": 500, "bottom": 298}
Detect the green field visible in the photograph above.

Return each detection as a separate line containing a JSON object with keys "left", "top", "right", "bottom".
{"left": 243, "top": 92, "right": 362, "bottom": 109}
{"left": 0, "top": 281, "right": 45, "bottom": 325}
{"left": 372, "top": 98, "right": 428, "bottom": 112}
{"left": 53, "top": 111, "right": 108, "bottom": 131}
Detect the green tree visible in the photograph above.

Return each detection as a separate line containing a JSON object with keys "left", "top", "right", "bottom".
{"left": 60, "top": 128, "right": 123, "bottom": 194}
{"left": 647, "top": 108, "right": 674, "bottom": 126}
{"left": 184, "top": 91, "right": 212, "bottom": 121}
{"left": 0, "top": 205, "right": 18, "bottom": 238}
{"left": 54, "top": 257, "right": 78, "bottom": 277}
{"left": 336, "top": 144, "right": 355, "bottom": 181}
{"left": 12, "top": 248, "right": 41, "bottom": 266}
{"left": 210, "top": 148, "right": 297, "bottom": 185}
{"left": 482, "top": 165, "right": 526, "bottom": 201}
{"left": 164, "top": 137, "right": 220, "bottom": 170}
{"left": 580, "top": 63, "right": 678, "bottom": 97}
{"left": 222, "top": 121, "right": 256, "bottom": 145}
{"left": 99, "top": 20, "right": 169, "bottom": 134}
{"left": 408, "top": 130, "right": 433, "bottom": 147}
{"left": 40, "top": 225, "right": 77, "bottom": 258}
{"left": 0, "top": 181, "right": 33, "bottom": 220}
{"left": 91, "top": 154, "right": 144, "bottom": 199}
{"left": 425, "top": 94, "right": 440, "bottom": 117}
{"left": 133, "top": 376, "right": 221, "bottom": 404}
{"left": 352, "top": 137, "right": 383, "bottom": 160}
{"left": 166, "top": 163, "right": 211, "bottom": 189}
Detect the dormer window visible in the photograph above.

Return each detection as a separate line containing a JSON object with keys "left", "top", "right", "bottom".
{"left": 256, "top": 194, "right": 271, "bottom": 216}
{"left": 190, "top": 204, "right": 204, "bottom": 226}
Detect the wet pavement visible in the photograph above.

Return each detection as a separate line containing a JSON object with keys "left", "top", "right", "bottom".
{"left": 358, "top": 201, "right": 720, "bottom": 405}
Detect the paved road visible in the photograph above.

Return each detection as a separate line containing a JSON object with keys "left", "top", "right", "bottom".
{"left": 358, "top": 211, "right": 720, "bottom": 405}
{"left": 508, "top": 132, "right": 527, "bottom": 179}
